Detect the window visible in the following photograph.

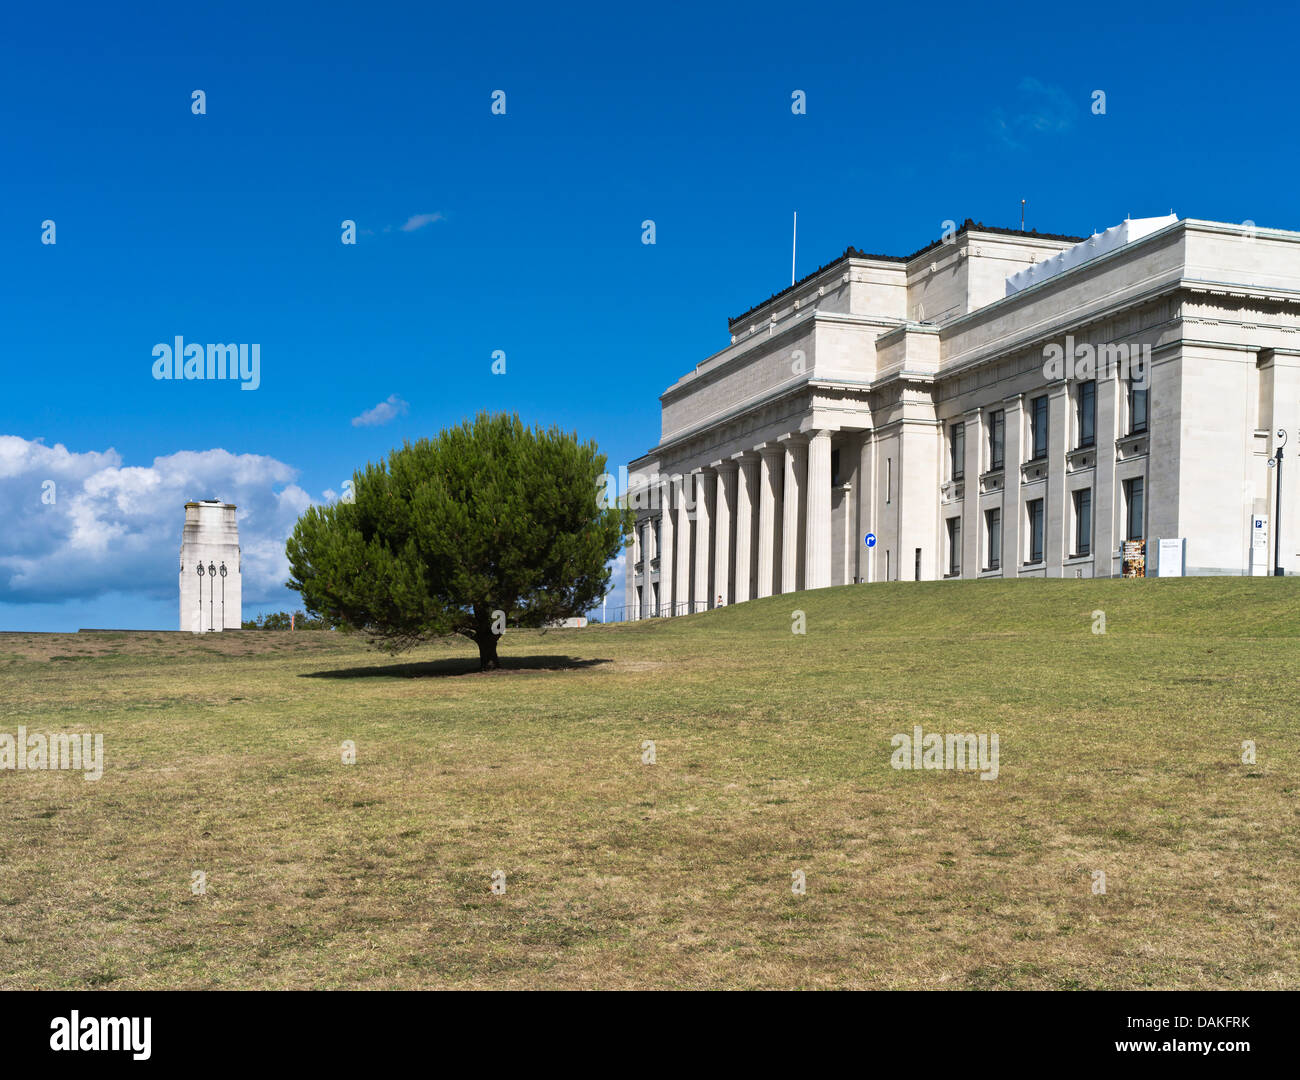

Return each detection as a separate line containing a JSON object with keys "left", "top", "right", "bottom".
{"left": 1078, "top": 380, "right": 1096, "bottom": 448}
{"left": 831, "top": 448, "right": 841, "bottom": 486}
{"left": 1129, "top": 379, "right": 1148, "bottom": 434}
{"left": 1073, "top": 489, "right": 1092, "bottom": 556}
{"left": 915, "top": 547, "right": 922, "bottom": 581}
{"left": 1031, "top": 395, "right": 1049, "bottom": 459}
{"left": 886, "top": 457, "right": 892, "bottom": 504}
{"left": 985, "top": 508, "right": 1001, "bottom": 571}
{"left": 1028, "top": 499, "right": 1045, "bottom": 564}
{"left": 654, "top": 518, "right": 662, "bottom": 561}
{"left": 988, "top": 410, "right": 1005, "bottom": 470}
{"left": 1124, "top": 477, "right": 1145, "bottom": 541}
{"left": 886, "top": 549, "right": 891, "bottom": 581}
{"left": 950, "top": 423, "right": 966, "bottom": 481}
{"left": 947, "top": 518, "right": 961, "bottom": 575}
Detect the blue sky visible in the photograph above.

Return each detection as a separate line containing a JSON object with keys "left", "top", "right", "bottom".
{"left": 3, "top": 0, "right": 1297, "bottom": 630}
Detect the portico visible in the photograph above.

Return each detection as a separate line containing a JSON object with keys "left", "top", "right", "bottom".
{"left": 628, "top": 418, "right": 856, "bottom": 615}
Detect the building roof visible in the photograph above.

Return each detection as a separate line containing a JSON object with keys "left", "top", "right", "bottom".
{"left": 727, "top": 219, "right": 1086, "bottom": 327}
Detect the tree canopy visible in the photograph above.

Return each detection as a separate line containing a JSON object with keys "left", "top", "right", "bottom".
{"left": 286, "top": 412, "right": 631, "bottom": 669}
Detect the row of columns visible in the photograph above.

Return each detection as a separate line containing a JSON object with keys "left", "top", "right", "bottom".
{"left": 636, "top": 430, "right": 834, "bottom": 617}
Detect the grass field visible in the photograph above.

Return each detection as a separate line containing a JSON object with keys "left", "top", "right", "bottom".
{"left": 1, "top": 578, "right": 1297, "bottom": 990}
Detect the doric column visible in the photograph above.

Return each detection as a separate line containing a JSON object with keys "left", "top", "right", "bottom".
{"left": 712, "top": 460, "right": 736, "bottom": 605}
{"left": 692, "top": 469, "right": 713, "bottom": 611}
{"left": 961, "top": 409, "right": 982, "bottom": 578}
{"left": 857, "top": 434, "right": 875, "bottom": 582}
{"left": 1094, "top": 376, "right": 1119, "bottom": 575}
{"left": 838, "top": 433, "right": 860, "bottom": 587}
{"left": 732, "top": 451, "right": 758, "bottom": 602}
{"left": 780, "top": 435, "right": 807, "bottom": 592}
{"left": 756, "top": 445, "right": 782, "bottom": 598}
{"left": 628, "top": 524, "right": 639, "bottom": 621}
{"left": 1002, "top": 394, "right": 1024, "bottom": 573}
{"left": 641, "top": 518, "right": 655, "bottom": 618}
{"left": 675, "top": 474, "right": 692, "bottom": 615}
{"left": 1047, "top": 383, "right": 1069, "bottom": 574}
{"left": 805, "top": 429, "right": 833, "bottom": 589}
{"left": 658, "top": 475, "right": 674, "bottom": 615}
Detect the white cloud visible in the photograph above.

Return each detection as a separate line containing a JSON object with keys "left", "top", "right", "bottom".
{"left": 989, "top": 77, "right": 1076, "bottom": 149}
{"left": 598, "top": 551, "right": 628, "bottom": 618}
{"left": 351, "top": 394, "right": 409, "bottom": 427}
{"left": 399, "top": 212, "right": 444, "bottom": 232}
{"left": 0, "top": 435, "right": 312, "bottom": 607}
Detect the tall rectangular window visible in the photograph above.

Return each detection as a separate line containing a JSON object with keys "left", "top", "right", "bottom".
{"left": 915, "top": 547, "right": 922, "bottom": 581}
{"left": 1074, "top": 489, "right": 1092, "bottom": 556}
{"left": 985, "top": 508, "right": 1001, "bottom": 571}
{"left": 1129, "top": 379, "right": 1148, "bottom": 434}
{"left": 1078, "top": 380, "right": 1096, "bottom": 448}
{"left": 1028, "top": 499, "right": 1045, "bottom": 563}
{"left": 1125, "top": 477, "right": 1145, "bottom": 540}
{"left": 1031, "top": 395, "right": 1049, "bottom": 459}
{"left": 950, "top": 423, "right": 966, "bottom": 481}
{"left": 886, "top": 457, "right": 892, "bottom": 504}
{"left": 947, "top": 518, "right": 961, "bottom": 575}
{"left": 989, "top": 410, "right": 1005, "bottom": 470}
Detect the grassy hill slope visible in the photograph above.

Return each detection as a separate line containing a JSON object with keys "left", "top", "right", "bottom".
{"left": 0, "top": 578, "right": 1296, "bottom": 989}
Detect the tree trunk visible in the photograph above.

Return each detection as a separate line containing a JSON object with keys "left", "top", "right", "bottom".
{"left": 478, "top": 630, "right": 500, "bottom": 672}
{"left": 474, "top": 607, "right": 501, "bottom": 671}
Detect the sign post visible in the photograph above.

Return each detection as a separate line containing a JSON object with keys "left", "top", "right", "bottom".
{"left": 1251, "top": 514, "right": 1270, "bottom": 576}
{"left": 1121, "top": 540, "right": 1146, "bottom": 578}
{"left": 1156, "top": 537, "right": 1185, "bottom": 577}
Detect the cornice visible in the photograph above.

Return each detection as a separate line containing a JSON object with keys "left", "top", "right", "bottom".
{"left": 652, "top": 377, "right": 873, "bottom": 458}
{"left": 660, "top": 309, "right": 902, "bottom": 405}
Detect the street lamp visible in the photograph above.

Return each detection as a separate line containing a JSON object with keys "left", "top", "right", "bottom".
{"left": 208, "top": 562, "right": 217, "bottom": 628}
{"left": 1268, "top": 429, "right": 1288, "bottom": 577}
{"left": 196, "top": 563, "right": 206, "bottom": 634}
{"left": 219, "top": 562, "right": 228, "bottom": 629}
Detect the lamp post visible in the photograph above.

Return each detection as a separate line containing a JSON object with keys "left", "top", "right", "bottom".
{"left": 196, "top": 562, "right": 206, "bottom": 632}
{"left": 219, "top": 562, "right": 228, "bottom": 629}
{"left": 208, "top": 562, "right": 216, "bottom": 629}
{"left": 1269, "top": 429, "right": 1287, "bottom": 577}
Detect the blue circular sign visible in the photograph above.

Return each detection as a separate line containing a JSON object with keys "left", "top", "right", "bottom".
{"left": 864, "top": 532, "right": 877, "bottom": 548}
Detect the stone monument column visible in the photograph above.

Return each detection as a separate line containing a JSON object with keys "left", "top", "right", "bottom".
{"left": 179, "top": 500, "right": 241, "bottom": 632}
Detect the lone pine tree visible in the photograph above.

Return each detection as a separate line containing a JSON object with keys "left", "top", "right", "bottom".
{"left": 286, "top": 412, "right": 631, "bottom": 670}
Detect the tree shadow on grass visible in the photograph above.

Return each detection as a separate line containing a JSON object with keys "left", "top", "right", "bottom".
{"left": 301, "top": 655, "right": 613, "bottom": 680}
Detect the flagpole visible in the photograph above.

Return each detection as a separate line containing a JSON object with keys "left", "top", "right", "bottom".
{"left": 791, "top": 211, "right": 797, "bottom": 285}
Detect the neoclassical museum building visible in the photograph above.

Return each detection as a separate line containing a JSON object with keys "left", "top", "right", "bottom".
{"left": 624, "top": 215, "right": 1299, "bottom": 616}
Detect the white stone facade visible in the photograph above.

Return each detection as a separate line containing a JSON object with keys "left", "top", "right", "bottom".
{"left": 626, "top": 217, "right": 1300, "bottom": 616}
{"left": 179, "top": 501, "right": 242, "bottom": 631}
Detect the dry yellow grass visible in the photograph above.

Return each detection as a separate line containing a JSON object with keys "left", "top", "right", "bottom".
{"left": 0, "top": 578, "right": 1296, "bottom": 989}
